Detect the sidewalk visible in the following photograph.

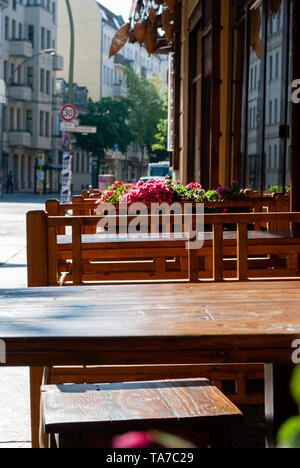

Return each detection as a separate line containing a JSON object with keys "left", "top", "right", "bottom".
{"left": 0, "top": 194, "right": 58, "bottom": 448}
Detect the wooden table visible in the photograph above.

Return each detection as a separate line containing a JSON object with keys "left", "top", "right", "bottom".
{"left": 0, "top": 280, "right": 299, "bottom": 447}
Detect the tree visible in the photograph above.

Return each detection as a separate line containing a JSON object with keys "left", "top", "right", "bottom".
{"left": 125, "top": 68, "right": 166, "bottom": 163}
{"left": 151, "top": 89, "right": 169, "bottom": 162}
{"left": 76, "top": 98, "right": 133, "bottom": 187}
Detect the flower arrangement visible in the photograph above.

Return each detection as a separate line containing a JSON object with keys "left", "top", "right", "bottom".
{"left": 97, "top": 179, "right": 248, "bottom": 205}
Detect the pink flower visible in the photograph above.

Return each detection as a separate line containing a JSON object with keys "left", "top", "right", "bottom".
{"left": 112, "top": 432, "right": 162, "bottom": 449}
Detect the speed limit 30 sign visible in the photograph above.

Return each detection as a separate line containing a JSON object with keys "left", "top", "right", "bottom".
{"left": 61, "top": 104, "right": 77, "bottom": 122}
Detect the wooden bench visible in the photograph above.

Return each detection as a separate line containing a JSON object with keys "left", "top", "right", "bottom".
{"left": 27, "top": 211, "right": 300, "bottom": 287}
{"left": 40, "top": 379, "right": 243, "bottom": 448}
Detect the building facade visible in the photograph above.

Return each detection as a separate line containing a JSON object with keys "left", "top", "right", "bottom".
{"left": 57, "top": 0, "right": 102, "bottom": 102}
{"left": 169, "top": 0, "right": 293, "bottom": 196}
{"left": 2, "top": 0, "right": 64, "bottom": 193}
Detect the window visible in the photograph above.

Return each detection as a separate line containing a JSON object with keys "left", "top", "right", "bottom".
{"left": 10, "top": 108, "right": 15, "bottom": 130}
{"left": 46, "top": 70, "right": 51, "bottom": 94}
{"left": 39, "top": 111, "right": 44, "bottom": 136}
{"left": 47, "top": 30, "right": 51, "bottom": 49}
{"left": 275, "top": 99, "right": 278, "bottom": 123}
{"left": 17, "top": 109, "right": 22, "bottom": 130}
{"left": 269, "top": 55, "right": 273, "bottom": 81}
{"left": 27, "top": 67, "right": 34, "bottom": 89}
{"left": 41, "top": 27, "right": 46, "bottom": 50}
{"left": 40, "top": 69, "right": 45, "bottom": 93}
{"left": 12, "top": 20, "right": 16, "bottom": 39}
{"left": 45, "top": 113, "right": 50, "bottom": 137}
{"left": 269, "top": 101, "right": 273, "bottom": 125}
{"left": 4, "top": 17, "right": 9, "bottom": 40}
{"left": 19, "top": 23, "right": 23, "bottom": 40}
{"left": 237, "top": 0, "right": 291, "bottom": 192}
{"left": 275, "top": 53, "right": 280, "bottom": 79}
{"left": 26, "top": 110, "right": 33, "bottom": 133}
{"left": 28, "top": 25, "right": 34, "bottom": 46}
{"left": 3, "top": 61, "right": 9, "bottom": 84}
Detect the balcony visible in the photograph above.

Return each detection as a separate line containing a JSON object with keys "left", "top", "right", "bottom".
{"left": 52, "top": 54, "right": 64, "bottom": 71}
{"left": 8, "top": 131, "right": 32, "bottom": 148}
{"left": 7, "top": 85, "right": 32, "bottom": 102}
{"left": 113, "top": 83, "right": 127, "bottom": 99}
{"left": 9, "top": 40, "right": 33, "bottom": 58}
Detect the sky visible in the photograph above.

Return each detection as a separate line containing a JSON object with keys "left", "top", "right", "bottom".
{"left": 96, "top": 0, "right": 133, "bottom": 21}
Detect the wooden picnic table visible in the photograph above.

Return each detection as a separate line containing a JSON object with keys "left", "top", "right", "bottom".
{"left": 0, "top": 280, "right": 299, "bottom": 447}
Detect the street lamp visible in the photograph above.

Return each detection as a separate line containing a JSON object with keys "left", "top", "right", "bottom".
{"left": 0, "top": 48, "right": 57, "bottom": 196}
{"left": 7, "top": 48, "right": 57, "bottom": 87}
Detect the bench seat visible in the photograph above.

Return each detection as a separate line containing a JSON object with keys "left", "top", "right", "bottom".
{"left": 41, "top": 379, "right": 243, "bottom": 448}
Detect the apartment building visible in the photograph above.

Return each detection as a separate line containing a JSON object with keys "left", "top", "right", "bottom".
{"left": 2, "top": 0, "right": 63, "bottom": 193}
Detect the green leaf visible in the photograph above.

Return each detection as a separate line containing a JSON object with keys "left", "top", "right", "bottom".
{"left": 278, "top": 417, "right": 300, "bottom": 448}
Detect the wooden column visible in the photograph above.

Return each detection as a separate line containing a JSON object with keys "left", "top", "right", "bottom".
{"left": 26, "top": 211, "right": 48, "bottom": 287}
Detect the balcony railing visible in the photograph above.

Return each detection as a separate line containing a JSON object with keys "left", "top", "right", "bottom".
{"left": 7, "top": 85, "right": 32, "bottom": 102}
{"left": 9, "top": 40, "right": 33, "bottom": 58}
{"left": 8, "top": 130, "right": 32, "bottom": 148}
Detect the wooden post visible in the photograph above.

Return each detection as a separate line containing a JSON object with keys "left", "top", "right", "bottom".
{"left": 30, "top": 367, "right": 44, "bottom": 448}
{"left": 72, "top": 221, "right": 82, "bottom": 285}
{"left": 237, "top": 223, "right": 248, "bottom": 281}
{"left": 213, "top": 223, "right": 224, "bottom": 281}
{"left": 188, "top": 242, "right": 198, "bottom": 283}
{"left": 26, "top": 211, "right": 48, "bottom": 287}
{"left": 45, "top": 199, "right": 59, "bottom": 216}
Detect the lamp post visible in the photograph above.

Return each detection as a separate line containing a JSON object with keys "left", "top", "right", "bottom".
{"left": 7, "top": 48, "right": 56, "bottom": 87}
{"left": 0, "top": 48, "right": 56, "bottom": 197}
{"left": 65, "top": 0, "right": 75, "bottom": 105}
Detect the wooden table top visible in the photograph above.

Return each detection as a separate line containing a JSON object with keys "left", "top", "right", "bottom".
{"left": 0, "top": 281, "right": 300, "bottom": 366}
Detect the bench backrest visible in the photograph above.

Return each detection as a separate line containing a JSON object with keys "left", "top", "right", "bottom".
{"left": 27, "top": 210, "right": 300, "bottom": 287}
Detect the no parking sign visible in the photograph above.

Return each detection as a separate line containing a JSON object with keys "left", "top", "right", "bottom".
{"left": 61, "top": 133, "right": 70, "bottom": 147}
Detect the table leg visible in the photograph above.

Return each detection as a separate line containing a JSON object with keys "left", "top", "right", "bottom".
{"left": 30, "top": 367, "right": 44, "bottom": 449}
{"left": 264, "top": 363, "right": 298, "bottom": 448}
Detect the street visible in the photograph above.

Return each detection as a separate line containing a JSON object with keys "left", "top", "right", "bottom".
{"left": 0, "top": 194, "right": 56, "bottom": 448}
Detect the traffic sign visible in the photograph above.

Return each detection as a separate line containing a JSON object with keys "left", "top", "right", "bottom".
{"left": 74, "top": 126, "right": 97, "bottom": 134}
{"left": 60, "top": 122, "right": 76, "bottom": 132}
{"left": 37, "top": 153, "right": 45, "bottom": 167}
{"left": 61, "top": 133, "right": 70, "bottom": 146}
{"left": 61, "top": 104, "right": 77, "bottom": 122}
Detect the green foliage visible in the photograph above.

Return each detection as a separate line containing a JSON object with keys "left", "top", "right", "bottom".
{"left": 125, "top": 68, "right": 166, "bottom": 160}
{"left": 278, "top": 366, "right": 300, "bottom": 448}
{"left": 268, "top": 185, "right": 291, "bottom": 194}
{"left": 76, "top": 98, "right": 133, "bottom": 160}
{"left": 151, "top": 89, "right": 169, "bottom": 161}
